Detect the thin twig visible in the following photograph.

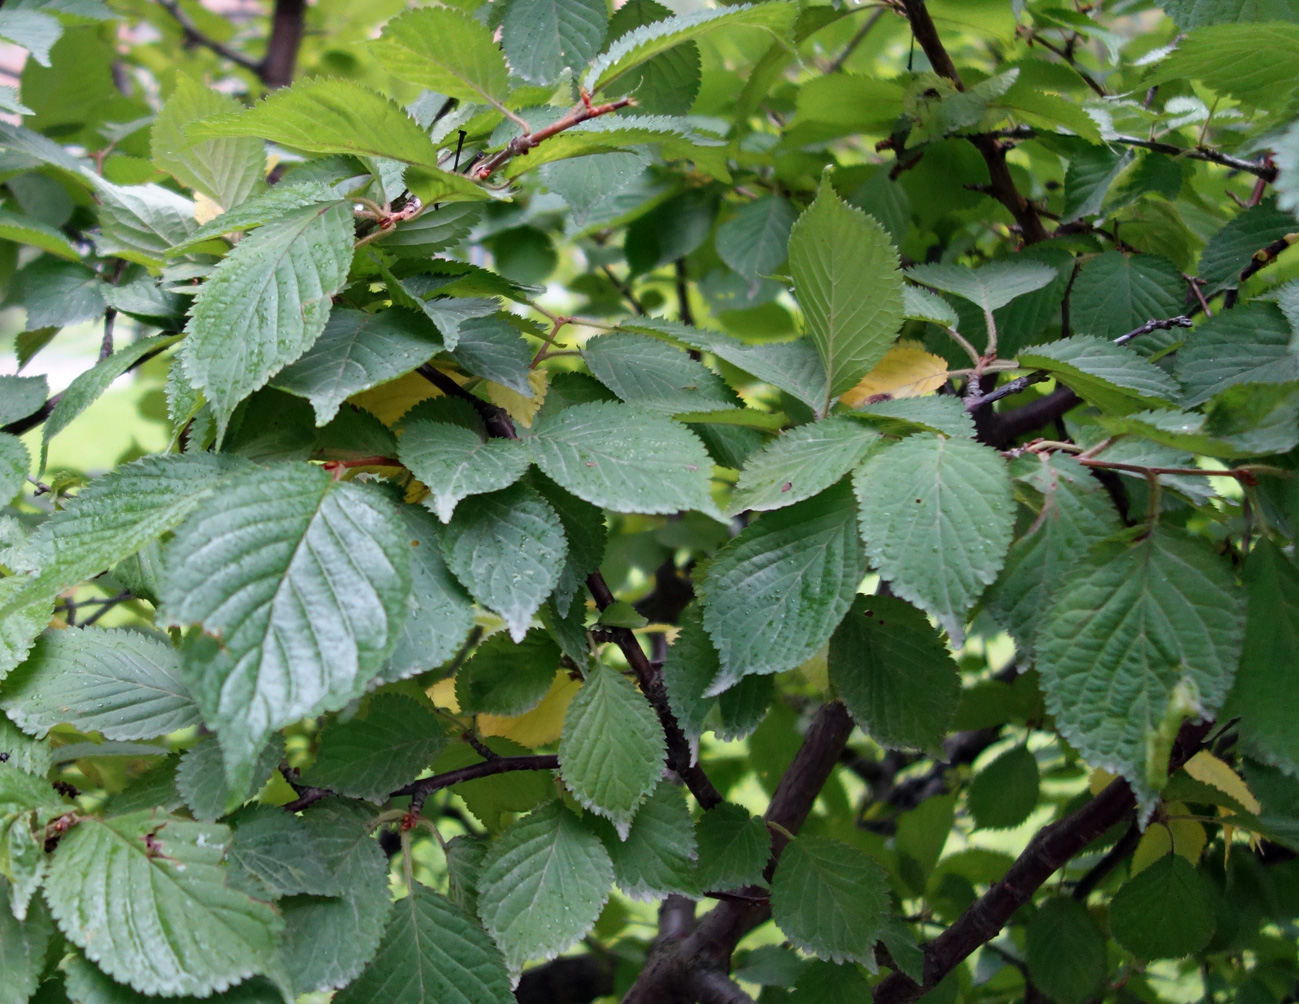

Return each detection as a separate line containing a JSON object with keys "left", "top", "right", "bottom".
{"left": 967, "top": 315, "right": 1193, "bottom": 412}
{"left": 394, "top": 754, "right": 560, "bottom": 813}
{"left": 602, "top": 264, "right": 646, "bottom": 316}
{"left": 471, "top": 96, "right": 635, "bottom": 181}
{"left": 826, "top": 8, "right": 887, "bottom": 73}
{"left": 901, "top": 0, "right": 1049, "bottom": 244}
{"left": 155, "top": 0, "right": 262, "bottom": 74}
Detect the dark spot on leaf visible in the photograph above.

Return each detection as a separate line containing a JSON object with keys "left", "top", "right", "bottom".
{"left": 781, "top": 482, "right": 792, "bottom": 492}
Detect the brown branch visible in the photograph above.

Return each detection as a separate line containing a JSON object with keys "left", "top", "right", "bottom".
{"left": 515, "top": 954, "right": 617, "bottom": 1004}
{"left": 260, "top": 0, "right": 305, "bottom": 88}
{"left": 587, "top": 571, "right": 723, "bottom": 811}
{"left": 900, "top": 1, "right": 1049, "bottom": 244}
{"left": 621, "top": 702, "right": 855, "bottom": 1003}
{"left": 472, "top": 97, "right": 636, "bottom": 181}
{"left": 967, "top": 315, "right": 1192, "bottom": 422}
{"left": 992, "top": 126, "right": 1279, "bottom": 182}
{"left": 157, "top": 0, "right": 304, "bottom": 88}
{"left": 394, "top": 754, "right": 560, "bottom": 812}
{"left": 690, "top": 970, "right": 759, "bottom": 1004}
{"left": 416, "top": 364, "right": 519, "bottom": 441}
{"left": 871, "top": 720, "right": 1212, "bottom": 1004}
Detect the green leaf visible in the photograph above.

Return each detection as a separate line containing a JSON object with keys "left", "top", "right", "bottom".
{"left": 770, "top": 836, "right": 890, "bottom": 966}
{"left": 581, "top": 332, "right": 740, "bottom": 415}
{"left": 661, "top": 605, "right": 722, "bottom": 745}
{"left": 226, "top": 806, "right": 343, "bottom": 898}
{"left": 1061, "top": 144, "right": 1132, "bottom": 222}
{"left": 43, "top": 335, "right": 180, "bottom": 469}
{"left": 334, "top": 886, "right": 513, "bottom": 1004}
{"left": 906, "top": 260, "right": 1056, "bottom": 316}
{"left": 730, "top": 416, "right": 878, "bottom": 515}
{"left": 44, "top": 812, "right": 281, "bottom": 997}
{"left": 0, "top": 434, "right": 28, "bottom": 505}
{"left": 0, "top": 205, "right": 79, "bottom": 259}
{"left": 371, "top": 7, "right": 512, "bottom": 106}
{"left": 902, "top": 284, "right": 959, "bottom": 327}
{"left": 0, "top": 374, "right": 47, "bottom": 426}
{"left": 1036, "top": 529, "right": 1245, "bottom": 810}
{"left": 1068, "top": 251, "right": 1187, "bottom": 341}
{"left": 791, "top": 960, "right": 873, "bottom": 1003}
{"left": 1222, "top": 542, "right": 1299, "bottom": 777}
{"left": 375, "top": 202, "right": 483, "bottom": 259}
{"left": 828, "top": 594, "right": 960, "bottom": 756}
{"left": 187, "top": 79, "right": 490, "bottom": 198}
{"left": 717, "top": 196, "right": 797, "bottom": 280}
{"left": 476, "top": 801, "right": 613, "bottom": 974}
{"left": 601, "top": 0, "right": 701, "bottom": 115}
{"left": 1144, "top": 23, "right": 1299, "bottom": 108}
{"left": 1108, "top": 854, "right": 1215, "bottom": 958}
{"left": 0, "top": 9, "right": 60, "bottom": 66}
{"left": 1, "top": 628, "right": 200, "bottom": 741}
{"left": 700, "top": 482, "right": 865, "bottom": 691}
{"left": 304, "top": 694, "right": 448, "bottom": 802}
{"left": 598, "top": 783, "right": 697, "bottom": 900}
{"left": 527, "top": 401, "right": 717, "bottom": 516}
{"left": 448, "top": 314, "right": 532, "bottom": 391}
{"left": 87, "top": 175, "right": 197, "bottom": 270}
{"left": 694, "top": 802, "right": 769, "bottom": 891}
{"left": 0, "top": 454, "right": 250, "bottom": 623}
{"left": 0, "top": 885, "right": 52, "bottom": 1004}
{"left": 0, "top": 578, "right": 53, "bottom": 686}
{"left": 559, "top": 662, "right": 665, "bottom": 837}
{"left": 585, "top": 1, "right": 797, "bottom": 94}
{"left": 432, "top": 738, "right": 554, "bottom": 831}
{"left": 1197, "top": 197, "right": 1296, "bottom": 291}
{"left": 440, "top": 483, "right": 567, "bottom": 642}
{"left": 789, "top": 176, "right": 903, "bottom": 407}
{"left": 11, "top": 258, "right": 104, "bottom": 328}
{"left": 852, "top": 434, "right": 1013, "bottom": 642}
{"left": 1025, "top": 897, "right": 1108, "bottom": 1004}
{"left": 966, "top": 744, "right": 1039, "bottom": 830}
{"left": 376, "top": 504, "right": 476, "bottom": 685}
{"left": 502, "top": 0, "right": 608, "bottom": 87}
{"left": 1175, "top": 303, "right": 1299, "bottom": 407}
{"left": 180, "top": 201, "right": 354, "bottom": 440}
{"left": 278, "top": 800, "right": 392, "bottom": 993}
{"left": 170, "top": 182, "right": 342, "bottom": 254}
{"left": 272, "top": 308, "right": 443, "bottom": 425}
{"left": 457, "top": 629, "right": 560, "bottom": 717}
{"left": 1277, "top": 120, "right": 1299, "bottom": 216}
{"left": 174, "top": 738, "right": 281, "bottom": 824}
{"left": 985, "top": 455, "right": 1122, "bottom": 653}
{"left": 623, "top": 319, "right": 829, "bottom": 412}
{"left": 61, "top": 953, "right": 283, "bottom": 1004}
{"left": 399, "top": 420, "right": 531, "bottom": 523}
{"left": 161, "top": 464, "right": 411, "bottom": 789}
{"left": 1160, "top": 0, "right": 1299, "bottom": 26}
{"left": 528, "top": 473, "right": 606, "bottom": 620}
{"left": 1017, "top": 336, "right": 1182, "bottom": 414}
{"left": 153, "top": 75, "right": 265, "bottom": 211}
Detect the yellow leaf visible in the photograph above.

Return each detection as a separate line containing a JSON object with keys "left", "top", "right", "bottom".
{"left": 349, "top": 370, "right": 446, "bottom": 426}
{"left": 1131, "top": 824, "right": 1172, "bottom": 874}
{"left": 193, "top": 191, "right": 223, "bottom": 225}
{"left": 1183, "top": 750, "right": 1261, "bottom": 814}
{"left": 1165, "top": 801, "right": 1207, "bottom": 865}
{"left": 1088, "top": 766, "right": 1117, "bottom": 795}
{"left": 839, "top": 341, "right": 948, "bottom": 407}
{"left": 486, "top": 369, "right": 548, "bottom": 429}
{"left": 428, "top": 677, "right": 459, "bottom": 713}
{"left": 479, "top": 671, "right": 581, "bottom": 747}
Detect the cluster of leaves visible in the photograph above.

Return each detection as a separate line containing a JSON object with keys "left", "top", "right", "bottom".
{"left": 1, "top": 0, "right": 1299, "bottom": 1003}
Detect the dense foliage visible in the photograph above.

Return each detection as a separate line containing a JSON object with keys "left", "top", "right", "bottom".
{"left": 2, "top": 0, "right": 1299, "bottom": 1002}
